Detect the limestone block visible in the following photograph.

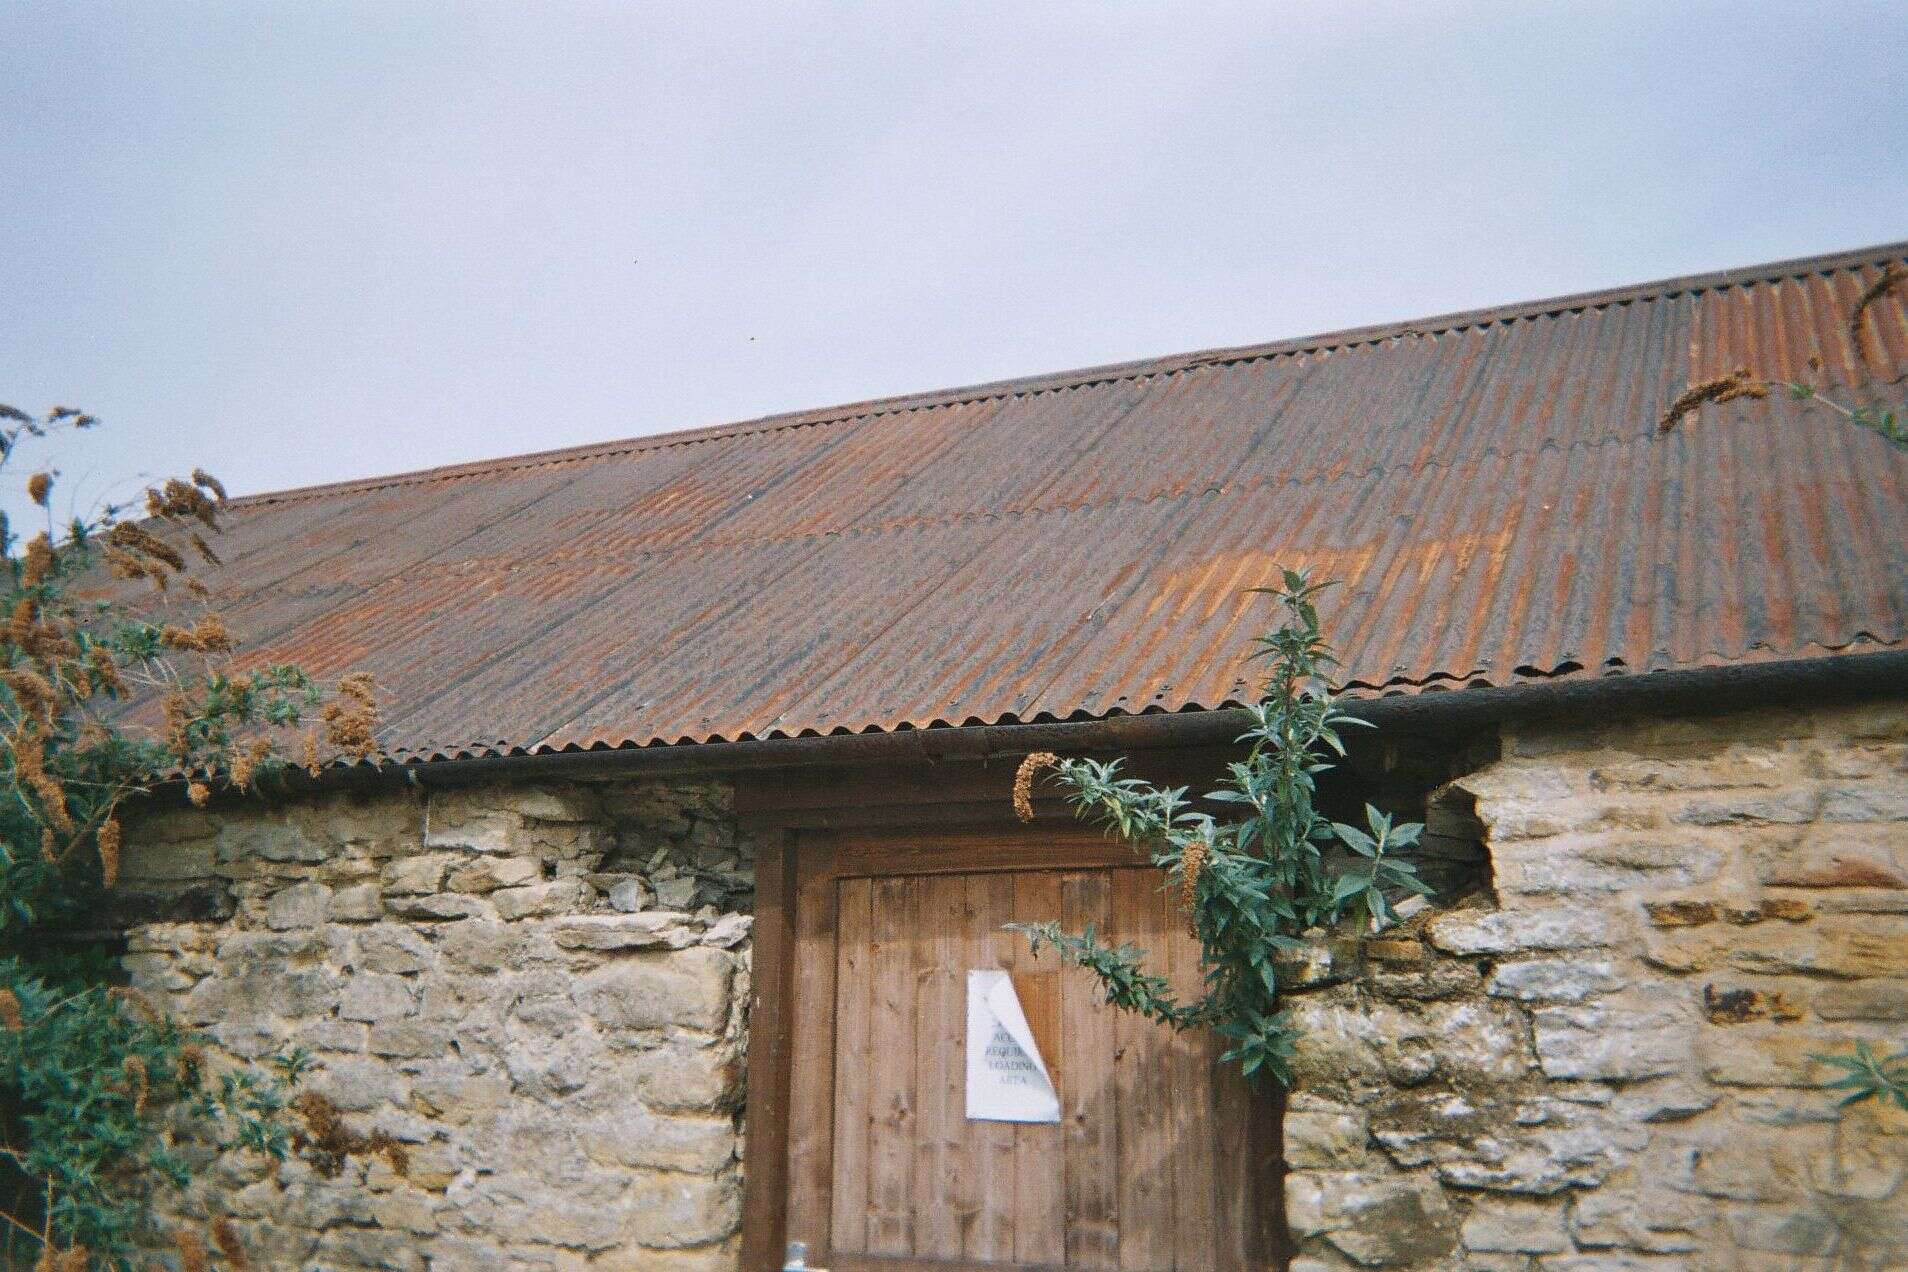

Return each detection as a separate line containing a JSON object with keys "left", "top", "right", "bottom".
{"left": 1759, "top": 823, "right": 1908, "bottom": 890}
{"left": 608, "top": 877, "right": 651, "bottom": 912}
{"left": 1569, "top": 1186, "right": 1705, "bottom": 1253}
{"left": 122, "top": 831, "right": 218, "bottom": 882}
{"left": 1673, "top": 788, "right": 1821, "bottom": 827}
{"left": 1820, "top": 780, "right": 1908, "bottom": 823}
{"left": 1814, "top": 980, "right": 1908, "bottom": 1020}
{"left": 623, "top": 1170, "right": 742, "bottom": 1249}
{"left": 220, "top": 816, "right": 331, "bottom": 865}
{"left": 1723, "top": 1206, "right": 1838, "bottom": 1255}
{"left": 1699, "top": 1025, "right": 1842, "bottom": 1088}
{"left": 1284, "top": 1100, "right": 1371, "bottom": 1169}
{"left": 1729, "top": 918, "right": 1908, "bottom": 978}
{"left": 372, "top": 1187, "right": 442, "bottom": 1235}
{"left": 589, "top": 1238, "right": 742, "bottom": 1271}
{"left": 355, "top": 924, "right": 434, "bottom": 974}
{"left": 492, "top": 877, "right": 589, "bottom": 920}
{"left": 340, "top": 972, "right": 418, "bottom": 1023}
{"left": 382, "top": 851, "right": 454, "bottom": 895}
{"left": 315, "top": 1225, "right": 426, "bottom": 1271}
{"left": 1496, "top": 832, "right": 1724, "bottom": 896}
{"left": 1487, "top": 958, "right": 1626, "bottom": 1003}
{"left": 266, "top": 880, "right": 333, "bottom": 929}
{"left": 1701, "top": 983, "right": 1804, "bottom": 1024}
{"left": 448, "top": 855, "right": 544, "bottom": 893}
{"left": 332, "top": 881, "right": 383, "bottom": 921}
{"left": 1427, "top": 907, "right": 1611, "bottom": 955}
{"left": 583, "top": 1111, "right": 738, "bottom": 1173}
{"left": 629, "top": 1040, "right": 743, "bottom": 1112}
{"left": 1533, "top": 1003, "right": 1690, "bottom": 1081}
{"left": 388, "top": 892, "right": 489, "bottom": 920}
{"left": 1366, "top": 962, "right": 1484, "bottom": 1002}
{"left": 701, "top": 913, "right": 751, "bottom": 949}
{"left": 313, "top": 1056, "right": 409, "bottom": 1111}
{"left": 577, "top": 948, "right": 733, "bottom": 1032}
{"left": 1461, "top": 1198, "right": 1570, "bottom": 1253}
{"left": 554, "top": 913, "right": 702, "bottom": 951}
{"left": 1285, "top": 1169, "right": 1457, "bottom": 1265}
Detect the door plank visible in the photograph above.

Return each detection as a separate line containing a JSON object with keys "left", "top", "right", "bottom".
{"left": 1112, "top": 868, "right": 1174, "bottom": 1270}
{"left": 1010, "top": 871, "right": 1065, "bottom": 1267}
{"left": 786, "top": 839, "right": 841, "bottom": 1257}
{"left": 1164, "top": 897, "right": 1217, "bottom": 1271}
{"left": 867, "top": 876, "right": 919, "bottom": 1256}
{"left": 740, "top": 832, "right": 796, "bottom": 1268}
{"left": 912, "top": 875, "right": 967, "bottom": 1259}
{"left": 1060, "top": 871, "right": 1120, "bottom": 1270}
{"left": 965, "top": 872, "right": 1019, "bottom": 1263}
{"left": 830, "top": 877, "right": 875, "bottom": 1255}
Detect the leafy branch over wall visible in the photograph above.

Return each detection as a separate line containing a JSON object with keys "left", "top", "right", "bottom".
{"left": 1008, "top": 570, "right": 1428, "bottom": 1084}
{"left": 0, "top": 402, "right": 384, "bottom": 1270}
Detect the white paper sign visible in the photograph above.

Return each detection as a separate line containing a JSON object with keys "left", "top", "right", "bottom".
{"left": 965, "top": 969, "right": 1060, "bottom": 1124}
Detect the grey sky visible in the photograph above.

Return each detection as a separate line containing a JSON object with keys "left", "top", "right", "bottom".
{"left": 4, "top": 2, "right": 1905, "bottom": 530}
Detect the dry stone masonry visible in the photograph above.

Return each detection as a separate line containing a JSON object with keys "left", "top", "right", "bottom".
{"left": 121, "top": 779, "right": 758, "bottom": 1272}
{"left": 115, "top": 690, "right": 1906, "bottom": 1270}
{"left": 1283, "top": 694, "right": 1908, "bottom": 1270}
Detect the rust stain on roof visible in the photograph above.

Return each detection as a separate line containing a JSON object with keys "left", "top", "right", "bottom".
{"left": 170, "top": 242, "right": 1908, "bottom": 764}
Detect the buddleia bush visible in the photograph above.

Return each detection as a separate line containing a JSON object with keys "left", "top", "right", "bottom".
{"left": 0, "top": 403, "right": 376, "bottom": 1269}
{"left": 1009, "top": 570, "right": 1427, "bottom": 1083}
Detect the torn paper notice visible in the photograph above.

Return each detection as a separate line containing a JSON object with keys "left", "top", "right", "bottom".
{"left": 965, "top": 969, "right": 1060, "bottom": 1123}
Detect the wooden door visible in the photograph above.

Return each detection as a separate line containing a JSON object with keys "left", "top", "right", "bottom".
{"left": 782, "top": 827, "right": 1282, "bottom": 1271}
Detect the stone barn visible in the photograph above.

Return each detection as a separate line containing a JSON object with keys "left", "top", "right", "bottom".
{"left": 118, "top": 242, "right": 1907, "bottom": 1270}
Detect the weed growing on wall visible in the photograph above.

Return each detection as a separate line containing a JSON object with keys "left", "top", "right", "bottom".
{"left": 1009, "top": 569, "right": 1426, "bottom": 1084}
{"left": 0, "top": 402, "right": 380, "bottom": 1269}
{"left": 1660, "top": 261, "right": 1906, "bottom": 449}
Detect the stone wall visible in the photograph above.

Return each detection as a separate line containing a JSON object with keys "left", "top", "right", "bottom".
{"left": 1283, "top": 693, "right": 1908, "bottom": 1270}
{"left": 120, "top": 778, "right": 758, "bottom": 1272}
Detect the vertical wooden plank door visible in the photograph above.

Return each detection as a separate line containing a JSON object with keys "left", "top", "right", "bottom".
{"left": 785, "top": 830, "right": 1280, "bottom": 1271}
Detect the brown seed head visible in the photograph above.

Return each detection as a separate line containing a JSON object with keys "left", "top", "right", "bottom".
{"left": 1659, "top": 366, "right": 1769, "bottom": 432}
{"left": 174, "top": 1230, "right": 210, "bottom": 1272}
{"left": 21, "top": 532, "right": 54, "bottom": 586}
{"left": 1013, "top": 751, "right": 1059, "bottom": 822}
{"left": 191, "top": 468, "right": 227, "bottom": 502}
{"left": 209, "top": 1217, "right": 248, "bottom": 1269}
{"left": 107, "top": 985, "right": 161, "bottom": 1025}
{"left": 98, "top": 816, "right": 122, "bottom": 888}
{"left": 1179, "top": 835, "right": 1209, "bottom": 927}
{"left": 124, "top": 1053, "right": 149, "bottom": 1114}
{"left": 26, "top": 471, "right": 51, "bottom": 507}
{"left": 0, "top": 987, "right": 23, "bottom": 1031}
{"left": 187, "top": 780, "right": 212, "bottom": 808}
{"left": 1849, "top": 263, "right": 1905, "bottom": 363}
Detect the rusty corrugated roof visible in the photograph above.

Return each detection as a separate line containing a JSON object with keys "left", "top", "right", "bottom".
{"left": 183, "top": 241, "right": 1908, "bottom": 763}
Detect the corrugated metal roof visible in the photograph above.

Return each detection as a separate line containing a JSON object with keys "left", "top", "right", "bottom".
{"left": 176, "top": 242, "right": 1908, "bottom": 763}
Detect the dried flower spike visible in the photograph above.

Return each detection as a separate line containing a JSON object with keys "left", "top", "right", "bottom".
{"left": 174, "top": 1230, "right": 210, "bottom": 1272}
{"left": 1013, "top": 751, "right": 1060, "bottom": 822}
{"left": 210, "top": 1217, "right": 249, "bottom": 1270}
{"left": 1179, "top": 835, "right": 1209, "bottom": 926}
{"left": 1849, "top": 263, "right": 1904, "bottom": 362}
{"left": 98, "top": 816, "right": 122, "bottom": 888}
{"left": 26, "top": 471, "right": 51, "bottom": 507}
{"left": 0, "top": 987, "right": 23, "bottom": 1032}
{"left": 1659, "top": 366, "right": 1769, "bottom": 432}
{"left": 187, "top": 780, "right": 212, "bottom": 807}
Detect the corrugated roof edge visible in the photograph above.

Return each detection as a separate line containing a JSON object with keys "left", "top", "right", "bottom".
{"left": 231, "top": 238, "right": 1908, "bottom": 511}
{"left": 366, "top": 631, "right": 1905, "bottom": 767}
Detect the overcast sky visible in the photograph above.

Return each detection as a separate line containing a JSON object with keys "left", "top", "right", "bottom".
{"left": 4, "top": 2, "right": 1905, "bottom": 529}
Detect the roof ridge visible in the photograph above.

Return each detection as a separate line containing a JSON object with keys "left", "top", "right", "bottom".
{"left": 230, "top": 238, "right": 1908, "bottom": 511}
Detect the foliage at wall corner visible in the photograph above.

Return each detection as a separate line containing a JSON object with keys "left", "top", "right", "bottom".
{"left": 1008, "top": 569, "right": 1428, "bottom": 1084}
{"left": 0, "top": 402, "right": 381, "bottom": 1270}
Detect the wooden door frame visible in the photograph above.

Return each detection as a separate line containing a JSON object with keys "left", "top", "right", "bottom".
{"left": 739, "top": 813, "right": 1149, "bottom": 1269}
